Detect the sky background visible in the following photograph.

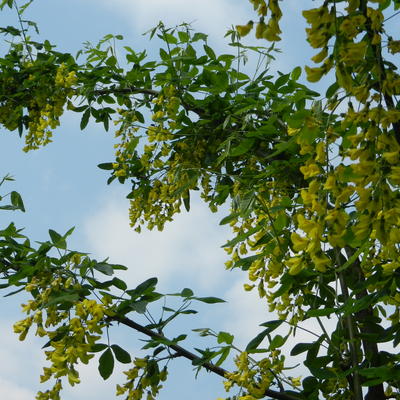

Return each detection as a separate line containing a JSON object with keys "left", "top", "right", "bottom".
{"left": 0, "top": 1, "right": 329, "bottom": 399}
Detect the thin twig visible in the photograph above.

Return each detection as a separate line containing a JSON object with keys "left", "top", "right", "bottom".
{"left": 13, "top": 0, "right": 33, "bottom": 62}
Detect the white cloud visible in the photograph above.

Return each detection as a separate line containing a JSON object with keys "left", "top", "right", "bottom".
{"left": 0, "top": 319, "right": 45, "bottom": 399}
{"left": 0, "top": 378, "right": 35, "bottom": 400}
{"left": 83, "top": 190, "right": 231, "bottom": 292}
{"left": 91, "top": 0, "right": 251, "bottom": 45}
{"left": 0, "top": 320, "right": 43, "bottom": 376}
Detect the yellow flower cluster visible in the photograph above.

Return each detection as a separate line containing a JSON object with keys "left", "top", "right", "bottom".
{"left": 23, "top": 63, "right": 77, "bottom": 152}
{"left": 112, "top": 108, "right": 141, "bottom": 178}
{"left": 116, "top": 358, "right": 167, "bottom": 400}
{"left": 243, "top": 0, "right": 282, "bottom": 41}
{"left": 13, "top": 263, "right": 110, "bottom": 400}
{"left": 301, "top": 1, "right": 395, "bottom": 111}
{"left": 223, "top": 351, "right": 284, "bottom": 398}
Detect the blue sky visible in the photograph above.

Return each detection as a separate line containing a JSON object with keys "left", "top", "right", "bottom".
{"left": 0, "top": 1, "right": 327, "bottom": 399}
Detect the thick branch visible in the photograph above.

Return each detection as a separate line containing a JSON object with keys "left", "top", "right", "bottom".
{"left": 335, "top": 248, "right": 363, "bottom": 400}
{"left": 344, "top": 247, "right": 385, "bottom": 400}
{"left": 89, "top": 85, "right": 207, "bottom": 118}
{"left": 112, "top": 315, "right": 301, "bottom": 400}
{"left": 92, "top": 87, "right": 159, "bottom": 97}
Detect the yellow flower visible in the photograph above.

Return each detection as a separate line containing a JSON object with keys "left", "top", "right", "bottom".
{"left": 383, "top": 151, "right": 399, "bottom": 164}
{"left": 306, "top": 28, "right": 328, "bottom": 48}
{"left": 302, "top": 7, "right": 323, "bottom": 24}
{"left": 300, "top": 162, "right": 321, "bottom": 179}
{"left": 339, "top": 41, "right": 367, "bottom": 66}
{"left": 382, "top": 262, "right": 399, "bottom": 276}
{"left": 389, "top": 40, "right": 400, "bottom": 54}
{"left": 367, "top": 7, "right": 384, "bottom": 31}
{"left": 311, "top": 252, "right": 330, "bottom": 272}
{"left": 68, "top": 370, "right": 81, "bottom": 386}
{"left": 291, "top": 232, "right": 308, "bottom": 252}
{"left": 315, "top": 142, "right": 326, "bottom": 163}
{"left": 324, "top": 175, "right": 336, "bottom": 190}
{"left": 263, "top": 17, "right": 281, "bottom": 41}
{"left": 311, "top": 47, "right": 328, "bottom": 64}
{"left": 301, "top": 188, "right": 314, "bottom": 206}
{"left": 353, "top": 85, "right": 369, "bottom": 103}
{"left": 255, "top": 21, "right": 267, "bottom": 39}
{"left": 290, "top": 376, "right": 302, "bottom": 387}
{"left": 305, "top": 66, "right": 325, "bottom": 82}
{"left": 287, "top": 256, "right": 304, "bottom": 275}
{"left": 389, "top": 166, "right": 400, "bottom": 185}
{"left": 236, "top": 21, "right": 254, "bottom": 37}
{"left": 116, "top": 384, "right": 127, "bottom": 396}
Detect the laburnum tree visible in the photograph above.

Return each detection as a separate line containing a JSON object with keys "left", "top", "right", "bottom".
{"left": 1, "top": 0, "right": 400, "bottom": 399}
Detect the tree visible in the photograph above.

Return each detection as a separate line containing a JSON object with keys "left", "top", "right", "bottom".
{"left": 1, "top": 0, "right": 400, "bottom": 399}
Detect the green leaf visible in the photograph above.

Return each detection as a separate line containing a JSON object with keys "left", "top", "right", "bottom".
{"left": 287, "top": 109, "right": 310, "bottom": 129}
{"left": 203, "top": 44, "right": 216, "bottom": 60}
{"left": 94, "top": 262, "right": 114, "bottom": 276}
{"left": 269, "top": 334, "right": 287, "bottom": 350}
{"left": 302, "top": 376, "right": 319, "bottom": 393}
{"left": 304, "top": 356, "right": 335, "bottom": 379}
{"left": 306, "top": 307, "right": 335, "bottom": 318}
{"left": 44, "top": 292, "right": 80, "bottom": 307}
{"left": 10, "top": 191, "right": 25, "bottom": 212}
{"left": 111, "top": 344, "right": 131, "bottom": 364}
{"left": 219, "top": 212, "right": 239, "bottom": 225}
{"left": 325, "top": 81, "right": 339, "bottom": 98}
{"left": 181, "top": 288, "right": 194, "bottom": 297}
{"left": 246, "top": 328, "right": 269, "bottom": 351}
{"left": 342, "top": 293, "right": 377, "bottom": 316}
{"left": 291, "top": 342, "right": 315, "bottom": 356}
{"left": 178, "top": 30, "right": 190, "bottom": 42}
{"left": 80, "top": 108, "right": 90, "bottom": 130}
{"left": 215, "top": 346, "right": 230, "bottom": 366}
{"left": 217, "top": 331, "right": 234, "bottom": 345}
{"left": 181, "top": 309, "right": 197, "bottom": 314}
{"left": 49, "top": 229, "right": 62, "bottom": 244}
{"left": 98, "top": 348, "right": 114, "bottom": 380}
{"left": 259, "top": 320, "right": 284, "bottom": 332}
{"left": 229, "top": 138, "right": 255, "bottom": 157}
{"left": 109, "top": 277, "right": 127, "bottom": 291}
{"left": 291, "top": 66, "right": 302, "bottom": 81}
{"left": 183, "top": 191, "right": 190, "bottom": 212}
{"left": 159, "top": 48, "right": 169, "bottom": 61}
{"left": 162, "top": 32, "right": 178, "bottom": 44}
{"left": 91, "top": 343, "right": 108, "bottom": 352}
{"left": 3, "top": 287, "right": 25, "bottom": 297}
{"left": 275, "top": 73, "right": 290, "bottom": 88}
{"left": 98, "top": 162, "right": 114, "bottom": 170}
{"left": 129, "top": 300, "right": 148, "bottom": 314}
{"left": 335, "top": 239, "right": 369, "bottom": 272}
{"left": 0, "top": 0, "right": 13, "bottom": 10}
{"left": 192, "top": 32, "right": 208, "bottom": 42}
{"left": 194, "top": 296, "right": 225, "bottom": 304}
{"left": 132, "top": 277, "right": 158, "bottom": 295}
{"left": 272, "top": 274, "right": 294, "bottom": 298}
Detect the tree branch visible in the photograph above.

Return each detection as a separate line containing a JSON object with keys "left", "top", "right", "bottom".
{"left": 111, "top": 315, "right": 302, "bottom": 400}
{"left": 89, "top": 85, "right": 208, "bottom": 118}
{"left": 344, "top": 246, "right": 385, "bottom": 400}
{"left": 92, "top": 87, "right": 159, "bottom": 97}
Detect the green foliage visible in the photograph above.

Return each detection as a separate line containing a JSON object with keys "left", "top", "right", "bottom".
{"left": 1, "top": 1, "right": 400, "bottom": 400}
